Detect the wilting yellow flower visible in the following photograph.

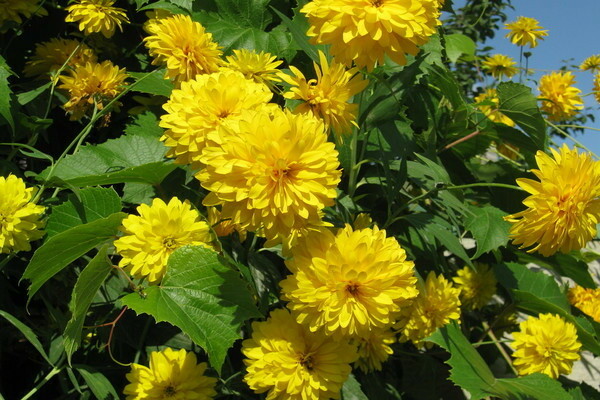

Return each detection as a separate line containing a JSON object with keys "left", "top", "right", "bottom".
{"left": 353, "top": 328, "right": 396, "bottom": 373}
{"left": 481, "top": 54, "right": 518, "bottom": 80}
{"left": 474, "top": 88, "right": 515, "bottom": 127}
{"left": 197, "top": 108, "right": 341, "bottom": 246}
{"left": 281, "top": 225, "right": 418, "bottom": 338}
{"left": 538, "top": 71, "right": 584, "bottom": 122}
{"left": 505, "top": 145, "right": 600, "bottom": 257}
{"left": 396, "top": 271, "right": 461, "bottom": 347}
{"left": 114, "top": 197, "right": 214, "bottom": 284}
{"left": 124, "top": 348, "right": 217, "bottom": 400}
{"left": 242, "top": 308, "right": 357, "bottom": 400}
{"left": 144, "top": 14, "right": 222, "bottom": 84}
{"left": 207, "top": 206, "right": 247, "bottom": 242}
{"left": 225, "top": 49, "right": 283, "bottom": 85}
{"left": 568, "top": 285, "right": 600, "bottom": 323}
{"left": 58, "top": 60, "right": 127, "bottom": 120}
{"left": 65, "top": 0, "right": 129, "bottom": 38}
{"left": 504, "top": 16, "right": 548, "bottom": 48}
{"left": 142, "top": 8, "right": 172, "bottom": 34}
{"left": 496, "top": 142, "right": 520, "bottom": 160}
{"left": 24, "top": 38, "right": 97, "bottom": 79}
{"left": 0, "top": 175, "right": 45, "bottom": 254}
{"left": 580, "top": 55, "right": 600, "bottom": 72}
{"left": 453, "top": 263, "right": 497, "bottom": 310}
{"left": 0, "top": 0, "right": 46, "bottom": 28}
{"left": 594, "top": 73, "right": 600, "bottom": 105}
{"left": 302, "top": 0, "right": 442, "bottom": 71}
{"left": 511, "top": 313, "right": 581, "bottom": 379}
{"left": 280, "top": 51, "right": 368, "bottom": 138}
{"left": 160, "top": 69, "right": 273, "bottom": 169}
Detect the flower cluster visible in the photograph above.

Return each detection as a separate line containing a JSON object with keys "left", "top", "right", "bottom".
{"left": 65, "top": 0, "right": 129, "bottom": 38}
{"left": 538, "top": 71, "right": 584, "bottom": 121}
{"left": 24, "top": 38, "right": 97, "bottom": 79}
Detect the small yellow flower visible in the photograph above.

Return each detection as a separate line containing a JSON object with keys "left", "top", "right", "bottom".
{"left": 225, "top": 49, "right": 283, "bottom": 85}
{"left": 242, "top": 308, "right": 357, "bottom": 400}
{"left": 0, "top": 175, "right": 45, "bottom": 254}
{"left": 505, "top": 145, "right": 600, "bottom": 257}
{"left": 511, "top": 313, "right": 581, "bottom": 379}
{"left": 594, "top": 73, "right": 600, "bottom": 105}
{"left": 481, "top": 54, "right": 518, "bottom": 80}
{"left": 280, "top": 51, "right": 368, "bottom": 138}
{"left": 124, "top": 348, "right": 217, "bottom": 400}
{"left": 114, "top": 197, "right": 214, "bottom": 284}
{"left": 538, "top": 71, "right": 584, "bottom": 122}
{"left": 353, "top": 328, "right": 396, "bottom": 373}
{"left": 580, "top": 55, "right": 600, "bottom": 72}
{"left": 207, "top": 206, "right": 246, "bottom": 242}
{"left": 0, "top": 0, "right": 46, "bottom": 28}
{"left": 453, "top": 263, "right": 497, "bottom": 310}
{"left": 65, "top": 0, "right": 129, "bottom": 39}
{"left": 504, "top": 16, "right": 548, "bottom": 48}
{"left": 24, "top": 38, "right": 97, "bottom": 79}
{"left": 142, "top": 8, "right": 172, "bottom": 34}
{"left": 568, "top": 285, "right": 600, "bottom": 323}
{"left": 474, "top": 88, "right": 515, "bottom": 127}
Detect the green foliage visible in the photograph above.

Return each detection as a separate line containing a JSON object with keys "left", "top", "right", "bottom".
{"left": 0, "top": 310, "right": 53, "bottom": 366}
{"left": 465, "top": 204, "right": 510, "bottom": 258}
{"left": 128, "top": 71, "right": 174, "bottom": 97}
{"left": 497, "top": 82, "right": 547, "bottom": 148}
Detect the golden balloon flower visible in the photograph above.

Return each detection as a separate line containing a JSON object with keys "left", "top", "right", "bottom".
{"left": 538, "top": 71, "right": 583, "bottom": 122}
{"left": 474, "top": 88, "right": 515, "bottom": 127}
{"left": 580, "top": 54, "right": 600, "bottom": 72}
{"left": 0, "top": 0, "right": 46, "bottom": 28}
{"left": 225, "top": 49, "right": 283, "bottom": 85}
{"left": 504, "top": 16, "right": 548, "bottom": 48}
{"left": 353, "top": 328, "right": 396, "bottom": 373}
{"left": 481, "top": 54, "right": 518, "bottom": 80}
{"left": 24, "top": 38, "right": 97, "bottom": 79}
{"left": 453, "top": 263, "right": 497, "bottom": 310}
{"left": 65, "top": 0, "right": 129, "bottom": 39}
{"left": 568, "top": 285, "right": 600, "bottom": 323}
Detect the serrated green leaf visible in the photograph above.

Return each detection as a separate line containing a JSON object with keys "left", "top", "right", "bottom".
{"left": 168, "top": 0, "right": 192, "bottom": 12}
{"left": 128, "top": 70, "right": 174, "bottom": 97}
{"left": 518, "top": 252, "right": 596, "bottom": 289}
{"left": 0, "top": 310, "right": 52, "bottom": 366}
{"left": 341, "top": 374, "right": 368, "bottom": 400}
{"left": 444, "top": 33, "right": 476, "bottom": 63}
{"left": 121, "top": 246, "right": 261, "bottom": 373}
{"left": 497, "top": 82, "right": 546, "bottom": 148}
{"left": 465, "top": 205, "right": 510, "bottom": 258}
{"left": 0, "top": 63, "right": 14, "bottom": 132}
{"left": 124, "top": 112, "right": 163, "bottom": 138}
{"left": 122, "top": 182, "right": 155, "bottom": 204}
{"left": 75, "top": 365, "right": 119, "bottom": 400}
{"left": 22, "top": 213, "right": 125, "bottom": 300}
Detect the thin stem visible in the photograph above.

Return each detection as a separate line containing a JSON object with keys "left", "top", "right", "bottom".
{"left": 445, "top": 182, "right": 523, "bottom": 191}
{"left": 133, "top": 318, "right": 152, "bottom": 364}
{"left": 0, "top": 253, "right": 16, "bottom": 273}
{"left": 347, "top": 126, "right": 359, "bottom": 198}
{"left": 518, "top": 46, "right": 524, "bottom": 83}
{"left": 482, "top": 321, "right": 518, "bottom": 375}
{"left": 547, "top": 120, "right": 600, "bottom": 159}
{"left": 20, "top": 366, "right": 61, "bottom": 400}
{"left": 441, "top": 130, "right": 481, "bottom": 151}
{"left": 555, "top": 124, "right": 600, "bottom": 133}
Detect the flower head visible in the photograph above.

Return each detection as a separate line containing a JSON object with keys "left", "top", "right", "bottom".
{"left": 280, "top": 51, "right": 368, "bottom": 138}
{"left": 580, "top": 55, "right": 600, "bottom": 72}
{"left": 504, "top": 16, "right": 548, "bottom": 48}
{"left": 24, "top": 38, "right": 97, "bottom": 79}
{"left": 511, "top": 313, "right": 581, "bottom": 379}
{"left": 280, "top": 225, "right": 418, "bottom": 338}
{"left": 481, "top": 54, "right": 518, "bottom": 80}
{"left": 143, "top": 8, "right": 172, "bottom": 34}
{"left": 58, "top": 60, "right": 127, "bottom": 120}
{"left": 124, "top": 348, "right": 217, "bottom": 400}
{"left": 302, "top": 0, "right": 443, "bottom": 71}
{"left": 0, "top": 175, "right": 45, "bottom": 254}
{"left": 225, "top": 49, "right": 283, "bottom": 85}
{"left": 144, "top": 14, "right": 222, "bottom": 83}
{"left": 197, "top": 108, "right": 341, "bottom": 246}
{"left": 114, "top": 197, "right": 214, "bottom": 284}
{"left": 207, "top": 206, "right": 247, "bottom": 242}
{"left": 594, "top": 73, "right": 600, "bottom": 105}
{"left": 0, "top": 0, "right": 46, "bottom": 28}
{"left": 353, "top": 328, "right": 396, "bottom": 373}
{"left": 568, "top": 285, "right": 600, "bottom": 323}
{"left": 538, "top": 71, "right": 584, "bottom": 122}
{"left": 453, "top": 263, "right": 497, "bottom": 310}
{"left": 65, "top": 0, "right": 129, "bottom": 38}
{"left": 504, "top": 145, "right": 600, "bottom": 256}
{"left": 242, "top": 308, "right": 357, "bottom": 400}
{"left": 395, "top": 271, "right": 461, "bottom": 347}
{"left": 160, "top": 69, "right": 274, "bottom": 169}
{"left": 474, "top": 88, "right": 515, "bottom": 127}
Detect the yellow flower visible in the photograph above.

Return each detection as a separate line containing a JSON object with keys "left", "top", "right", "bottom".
{"left": 511, "top": 313, "right": 581, "bottom": 379}
{"left": 568, "top": 285, "right": 600, "bottom": 323}
{"left": 496, "top": 142, "right": 520, "bottom": 160}
{"left": 124, "top": 348, "right": 217, "bottom": 400}
{"left": 242, "top": 308, "right": 357, "bottom": 400}
{"left": 142, "top": 8, "right": 172, "bottom": 34}
{"left": 352, "top": 213, "right": 372, "bottom": 230}
{"left": 594, "top": 73, "right": 600, "bottom": 105}
{"left": 580, "top": 55, "right": 600, "bottom": 72}
{"left": 225, "top": 49, "right": 283, "bottom": 85}
{"left": 538, "top": 71, "right": 584, "bottom": 122}
{"left": 58, "top": 60, "right": 128, "bottom": 120}
{"left": 144, "top": 14, "right": 222, "bottom": 84}
{"left": 280, "top": 225, "right": 418, "bottom": 338}
{"left": 197, "top": 108, "right": 341, "bottom": 246}
{"left": 504, "top": 16, "right": 548, "bottom": 48}
{"left": 396, "top": 271, "right": 461, "bottom": 347}
{"left": 481, "top": 54, "right": 518, "bottom": 80}
{"left": 280, "top": 51, "right": 368, "bottom": 138}
{"left": 24, "top": 38, "right": 97, "bottom": 79}
{"left": 114, "top": 197, "right": 214, "bottom": 284}
{"left": 302, "top": 0, "right": 443, "bottom": 71}
{"left": 504, "top": 145, "right": 600, "bottom": 257}
{"left": 160, "top": 69, "right": 274, "bottom": 169}
{"left": 453, "top": 263, "right": 497, "bottom": 310}
{"left": 207, "top": 206, "right": 246, "bottom": 242}
{"left": 0, "top": 0, "right": 46, "bottom": 28}
{"left": 474, "top": 88, "right": 515, "bottom": 127}
{"left": 65, "top": 0, "right": 129, "bottom": 39}
{"left": 353, "top": 328, "right": 396, "bottom": 373}
{"left": 0, "top": 175, "right": 45, "bottom": 254}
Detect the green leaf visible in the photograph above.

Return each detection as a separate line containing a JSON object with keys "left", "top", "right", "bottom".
{"left": 465, "top": 205, "right": 510, "bottom": 258}
{"left": 121, "top": 246, "right": 261, "bottom": 372}
{"left": 0, "top": 310, "right": 52, "bottom": 366}
{"left": 75, "top": 365, "right": 119, "bottom": 400}
{"left": 518, "top": 252, "right": 596, "bottom": 289}
{"left": 497, "top": 82, "right": 546, "bottom": 148}
{"left": 0, "top": 62, "right": 14, "bottom": 132}
{"left": 22, "top": 212, "right": 125, "bottom": 300}
{"left": 124, "top": 111, "right": 164, "bottom": 138}
{"left": 64, "top": 246, "right": 113, "bottom": 363}
{"left": 17, "top": 82, "right": 51, "bottom": 105}
{"left": 128, "top": 70, "right": 174, "bottom": 97}
{"left": 122, "top": 182, "right": 155, "bottom": 204}
{"left": 272, "top": 7, "right": 321, "bottom": 62}
{"left": 342, "top": 374, "right": 368, "bottom": 400}
{"left": 46, "top": 187, "right": 122, "bottom": 237}
{"left": 444, "top": 33, "right": 476, "bottom": 63}
{"left": 168, "top": 0, "right": 192, "bottom": 12}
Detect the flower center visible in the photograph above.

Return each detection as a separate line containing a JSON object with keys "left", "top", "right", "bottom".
{"left": 371, "top": 0, "right": 384, "bottom": 7}
{"left": 299, "top": 353, "right": 314, "bottom": 370}
{"left": 345, "top": 282, "right": 361, "bottom": 297}
{"left": 271, "top": 158, "right": 291, "bottom": 182}
{"left": 163, "top": 236, "right": 177, "bottom": 249}
{"left": 163, "top": 384, "right": 177, "bottom": 397}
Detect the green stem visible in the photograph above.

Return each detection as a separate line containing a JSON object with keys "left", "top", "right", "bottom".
{"left": 482, "top": 322, "right": 518, "bottom": 376}
{"left": 133, "top": 317, "right": 152, "bottom": 365}
{"left": 445, "top": 182, "right": 523, "bottom": 191}
{"left": 347, "top": 126, "right": 359, "bottom": 198}
{"left": 555, "top": 124, "right": 600, "bottom": 133}
{"left": 518, "top": 46, "right": 524, "bottom": 83}
{"left": 546, "top": 120, "right": 600, "bottom": 159}
{"left": 20, "top": 366, "right": 61, "bottom": 400}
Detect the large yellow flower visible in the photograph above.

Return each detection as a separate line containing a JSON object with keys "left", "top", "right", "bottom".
{"left": 481, "top": 54, "right": 518, "bottom": 80}
{"left": 568, "top": 285, "right": 600, "bottom": 323}
{"left": 504, "top": 145, "right": 600, "bottom": 257}
{"left": 0, "top": 0, "right": 46, "bottom": 28}
{"left": 580, "top": 55, "right": 600, "bottom": 72}
{"left": 0, "top": 175, "right": 45, "bottom": 254}
{"left": 124, "top": 348, "right": 217, "bottom": 400}
{"left": 280, "top": 225, "right": 418, "bottom": 338}
{"left": 114, "top": 197, "right": 214, "bottom": 284}
{"left": 65, "top": 0, "right": 129, "bottom": 38}
{"left": 58, "top": 60, "right": 127, "bottom": 120}
{"left": 453, "top": 263, "right": 497, "bottom": 310}
{"left": 511, "top": 313, "right": 581, "bottom": 379}
{"left": 353, "top": 328, "right": 396, "bottom": 373}
{"left": 474, "top": 88, "right": 515, "bottom": 127}
{"left": 144, "top": 14, "right": 222, "bottom": 83}
{"left": 197, "top": 108, "right": 341, "bottom": 246}
{"left": 24, "top": 38, "right": 97, "bottom": 79}
{"left": 302, "top": 0, "right": 443, "bottom": 71}
{"left": 538, "top": 71, "right": 584, "bottom": 122}
{"left": 242, "top": 308, "right": 357, "bottom": 400}
{"left": 280, "top": 51, "right": 368, "bottom": 138}
{"left": 504, "top": 16, "right": 548, "bottom": 48}
{"left": 396, "top": 271, "right": 461, "bottom": 347}
{"left": 225, "top": 49, "right": 283, "bottom": 85}
{"left": 160, "top": 69, "right": 274, "bottom": 169}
